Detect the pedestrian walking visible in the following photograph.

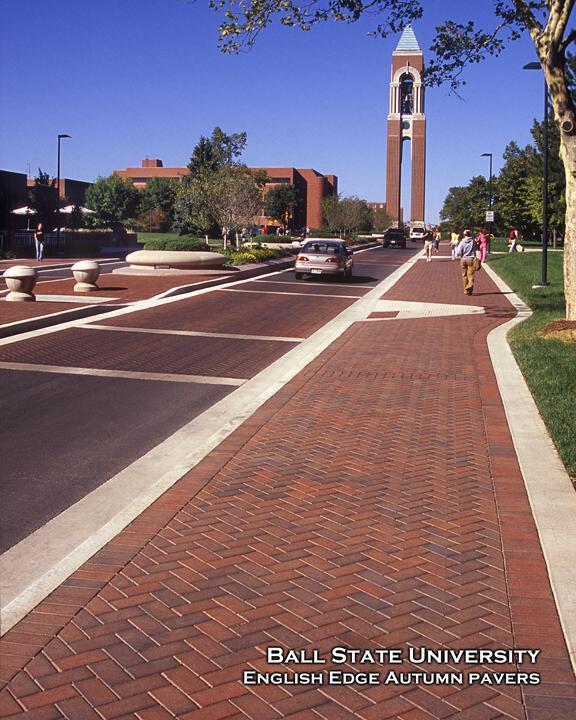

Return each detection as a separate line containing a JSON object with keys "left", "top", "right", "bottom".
{"left": 508, "top": 227, "right": 519, "bottom": 253}
{"left": 450, "top": 231, "right": 460, "bottom": 260}
{"left": 423, "top": 228, "right": 434, "bottom": 262}
{"left": 454, "top": 229, "right": 479, "bottom": 295}
{"left": 433, "top": 227, "right": 441, "bottom": 253}
{"left": 478, "top": 229, "right": 488, "bottom": 263}
{"left": 34, "top": 222, "right": 45, "bottom": 261}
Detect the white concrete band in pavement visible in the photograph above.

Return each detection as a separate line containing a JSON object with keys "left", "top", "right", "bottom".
{"left": 483, "top": 262, "right": 576, "bottom": 674}
{"left": 0, "top": 362, "right": 246, "bottom": 386}
{"left": 363, "top": 299, "right": 485, "bottom": 320}
{"left": 0, "top": 250, "right": 421, "bottom": 633}
{"left": 219, "top": 287, "right": 362, "bottom": 299}
{"left": 252, "top": 279, "right": 366, "bottom": 291}
{"left": 34, "top": 294, "right": 119, "bottom": 304}
{"left": 78, "top": 324, "right": 305, "bottom": 343}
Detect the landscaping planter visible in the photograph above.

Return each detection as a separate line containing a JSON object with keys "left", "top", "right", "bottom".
{"left": 3, "top": 266, "right": 38, "bottom": 302}
{"left": 125, "top": 250, "right": 227, "bottom": 270}
{"left": 72, "top": 261, "right": 101, "bottom": 292}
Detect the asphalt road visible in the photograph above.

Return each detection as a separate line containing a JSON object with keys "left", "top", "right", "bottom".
{"left": 0, "top": 245, "right": 418, "bottom": 552}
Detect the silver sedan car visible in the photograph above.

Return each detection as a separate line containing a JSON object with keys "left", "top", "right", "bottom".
{"left": 295, "top": 240, "right": 353, "bottom": 280}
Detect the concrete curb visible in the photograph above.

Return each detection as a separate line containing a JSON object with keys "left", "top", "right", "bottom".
{"left": 483, "top": 261, "right": 576, "bottom": 674}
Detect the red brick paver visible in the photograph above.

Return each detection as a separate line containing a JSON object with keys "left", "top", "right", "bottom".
{"left": 1, "top": 253, "right": 574, "bottom": 719}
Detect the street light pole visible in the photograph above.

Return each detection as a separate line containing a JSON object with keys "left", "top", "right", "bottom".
{"left": 523, "top": 62, "right": 548, "bottom": 286}
{"left": 56, "top": 133, "right": 71, "bottom": 255}
{"left": 481, "top": 152, "right": 493, "bottom": 252}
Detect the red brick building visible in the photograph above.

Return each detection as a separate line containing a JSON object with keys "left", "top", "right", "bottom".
{"left": 114, "top": 159, "right": 189, "bottom": 188}
{"left": 114, "top": 159, "right": 337, "bottom": 230}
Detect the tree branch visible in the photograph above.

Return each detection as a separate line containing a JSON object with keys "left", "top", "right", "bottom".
{"left": 510, "top": 0, "right": 543, "bottom": 44}
{"left": 560, "top": 27, "right": 576, "bottom": 53}
{"left": 548, "top": 0, "right": 576, "bottom": 47}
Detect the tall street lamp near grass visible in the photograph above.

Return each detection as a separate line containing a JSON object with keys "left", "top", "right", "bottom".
{"left": 523, "top": 62, "right": 549, "bottom": 287}
{"left": 481, "top": 152, "right": 493, "bottom": 253}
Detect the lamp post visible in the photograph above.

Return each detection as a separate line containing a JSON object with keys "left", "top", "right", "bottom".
{"left": 56, "top": 133, "right": 71, "bottom": 254}
{"left": 481, "top": 152, "right": 493, "bottom": 252}
{"left": 523, "top": 62, "right": 548, "bottom": 287}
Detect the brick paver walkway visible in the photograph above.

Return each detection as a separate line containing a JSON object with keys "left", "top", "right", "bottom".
{"left": 1, "top": 252, "right": 574, "bottom": 719}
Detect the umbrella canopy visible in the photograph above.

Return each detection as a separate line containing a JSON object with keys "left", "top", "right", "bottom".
{"left": 11, "top": 206, "right": 37, "bottom": 215}
{"left": 59, "top": 205, "right": 96, "bottom": 214}
{"left": 11, "top": 206, "right": 37, "bottom": 230}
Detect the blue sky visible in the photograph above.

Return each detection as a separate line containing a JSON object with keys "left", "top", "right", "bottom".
{"left": 1, "top": 0, "right": 566, "bottom": 223}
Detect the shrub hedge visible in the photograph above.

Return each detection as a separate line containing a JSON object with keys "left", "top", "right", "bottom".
{"left": 224, "top": 245, "right": 292, "bottom": 266}
{"left": 143, "top": 237, "right": 210, "bottom": 251}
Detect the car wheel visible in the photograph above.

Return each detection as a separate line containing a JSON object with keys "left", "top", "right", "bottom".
{"left": 295, "top": 272, "right": 302, "bottom": 280}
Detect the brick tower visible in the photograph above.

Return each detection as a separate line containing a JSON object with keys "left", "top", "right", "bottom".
{"left": 385, "top": 25, "right": 426, "bottom": 226}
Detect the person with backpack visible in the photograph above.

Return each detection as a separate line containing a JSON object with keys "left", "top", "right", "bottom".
{"left": 454, "top": 229, "right": 479, "bottom": 295}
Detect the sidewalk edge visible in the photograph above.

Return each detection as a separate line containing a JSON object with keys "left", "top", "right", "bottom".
{"left": 484, "top": 261, "right": 576, "bottom": 674}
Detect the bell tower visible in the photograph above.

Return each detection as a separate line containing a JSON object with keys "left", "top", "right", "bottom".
{"left": 385, "top": 25, "right": 426, "bottom": 226}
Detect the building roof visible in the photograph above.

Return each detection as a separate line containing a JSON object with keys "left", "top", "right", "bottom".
{"left": 395, "top": 25, "right": 421, "bottom": 52}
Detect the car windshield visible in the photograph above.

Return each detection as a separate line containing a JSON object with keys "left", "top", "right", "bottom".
{"left": 412, "top": 227, "right": 425, "bottom": 233}
{"left": 302, "top": 242, "right": 343, "bottom": 255}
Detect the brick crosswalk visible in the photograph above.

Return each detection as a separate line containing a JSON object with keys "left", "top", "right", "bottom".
{"left": 0, "top": 253, "right": 574, "bottom": 719}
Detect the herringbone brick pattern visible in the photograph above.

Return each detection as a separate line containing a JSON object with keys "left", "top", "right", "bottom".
{"left": 0, "top": 328, "right": 296, "bottom": 379}
{"left": 1, "top": 255, "right": 574, "bottom": 719}
{"left": 94, "top": 290, "right": 356, "bottom": 338}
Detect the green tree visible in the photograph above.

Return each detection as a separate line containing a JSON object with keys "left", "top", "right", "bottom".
{"left": 372, "top": 206, "right": 393, "bottom": 233}
{"left": 440, "top": 176, "right": 492, "bottom": 232}
{"left": 496, "top": 142, "right": 540, "bottom": 238}
{"left": 140, "top": 177, "right": 178, "bottom": 231}
{"left": 85, "top": 175, "right": 140, "bottom": 229}
{"left": 264, "top": 184, "right": 298, "bottom": 231}
{"left": 174, "top": 167, "right": 218, "bottom": 238}
{"left": 213, "top": 165, "right": 264, "bottom": 247}
{"left": 323, "top": 195, "right": 373, "bottom": 236}
{"left": 187, "top": 127, "right": 247, "bottom": 178}
{"left": 176, "top": 164, "right": 264, "bottom": 246}
{"left": 28, "top": 169, "right": 58, "bottom": 230}
{"left": 204, "top": 1, "right": 576, "bottom": 317}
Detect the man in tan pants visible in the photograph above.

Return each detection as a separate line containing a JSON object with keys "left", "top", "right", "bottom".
{"left": 454, "top": 229, "right": 478, "bottom": 295}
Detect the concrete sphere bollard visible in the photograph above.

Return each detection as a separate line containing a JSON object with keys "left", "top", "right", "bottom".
{"left": 72, "top": 260, "right": 101, "bottom": 292}
{"left": 3, "top": 266, "right": 38, "bottom": 302}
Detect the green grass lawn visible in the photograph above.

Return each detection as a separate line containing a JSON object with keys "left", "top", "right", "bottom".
{"left": 487, "top": 250, "right": 576, "bottom": 482}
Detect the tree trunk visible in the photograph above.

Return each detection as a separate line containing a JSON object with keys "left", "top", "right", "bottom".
{"left": 559, "top": 132, "right": 576, "bottom": 319}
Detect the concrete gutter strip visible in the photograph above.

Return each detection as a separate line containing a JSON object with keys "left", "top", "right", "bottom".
{"left": 483, "top": 262, "right": 576, "bottom": 675}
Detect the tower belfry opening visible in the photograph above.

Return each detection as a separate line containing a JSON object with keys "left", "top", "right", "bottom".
{"left": 385, "top": 25, "right": 426, "bottom": 227}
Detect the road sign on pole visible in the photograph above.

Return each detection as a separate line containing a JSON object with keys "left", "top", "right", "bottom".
{"left": 485, "top": 211, "right": 494, "bottom": 222}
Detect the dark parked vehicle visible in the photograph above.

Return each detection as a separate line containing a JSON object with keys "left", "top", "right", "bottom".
{"left": 383, "top": 228, "right": 407, "bottom": 249}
